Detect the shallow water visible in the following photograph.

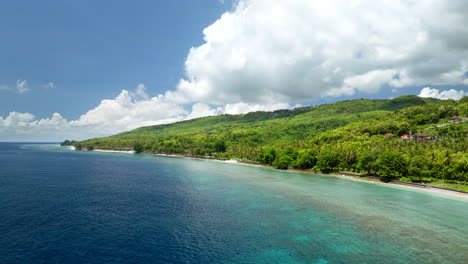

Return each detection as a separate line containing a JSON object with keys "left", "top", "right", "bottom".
{"left": 0, "top": 143, "right": 466, "bottom": 263}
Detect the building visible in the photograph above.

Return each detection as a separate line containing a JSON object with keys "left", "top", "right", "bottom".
{"left": 417, "top": 133, "right": 432, "bottom": 142}
{"left": 449, "top": 116, "right": 460, "bottom": 123}
{"left": 401, "top": 134, "right": 416, "bottom": 141}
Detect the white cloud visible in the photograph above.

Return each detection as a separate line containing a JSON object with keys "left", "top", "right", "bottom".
{"left": 0, "top": 112, "right": 35, "bottom": 127}
{"left": 69, "top": 89, "right": 188, "bottom": 134}
{"left": 0, "top": 79, "right": 32, "bottom": 93}
{"left": 224, "top": 102, "right": 291, "bottom": 115}
{"left": 418, "top": 87, "right": 466, "bottom": 100}
{"left": 185, "top": 103, "right": 223, "bottom": 120}
{"left": 338, "top": 69, "right": 397, "bottom": 96}
{"left": 172, "top": 0, "right": 468, "bottom": 104}
{"left": 41, "top": 82, "right": 55, "bottom": 89}
{"left": 3, "top": 0, "right": 468, "bottom": 141}
{"left": 130, "top": 83, "right": 149, "bottom": 100}
{"left": 0, "top": 83, "right": 292, "bottom": 141}
{"left": 16, "top": 79, "right": 30, "bottom": 94}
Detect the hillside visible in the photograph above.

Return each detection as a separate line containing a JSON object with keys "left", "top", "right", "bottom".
{"left": 74, "top": 95, "right": 468, "bottom": 183}
{"left": 81, "top": 95, "right": 426, "bottom": 145}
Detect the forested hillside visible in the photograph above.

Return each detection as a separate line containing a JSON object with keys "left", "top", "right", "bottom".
{"left": 74, "top": 95, "right": 468, "bottom": 183}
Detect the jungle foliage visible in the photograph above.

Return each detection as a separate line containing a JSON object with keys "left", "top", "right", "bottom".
{"left": 72, "top": 95, "right": 468, "bottom": 182}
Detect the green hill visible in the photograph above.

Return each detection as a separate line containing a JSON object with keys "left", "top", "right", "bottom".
{"left": 74, "top": 95, "right": 468, "bottom": 182}
{"left": 102, "top": 95, "right": 426, "bottom": 140}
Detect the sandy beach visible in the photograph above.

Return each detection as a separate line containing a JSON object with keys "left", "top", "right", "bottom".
{"left": 93, "top": 149, "right": 136, "bottom": 154}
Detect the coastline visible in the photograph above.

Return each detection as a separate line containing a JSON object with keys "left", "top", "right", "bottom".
{"left": 78, "top": 148, "right": 468, "bottom": 200}
{"left": 93, "top": 148, "right": 136, "bottom": 154}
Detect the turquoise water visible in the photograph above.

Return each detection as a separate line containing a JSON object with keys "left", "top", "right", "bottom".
{"left": 0, "top": 143, "right": 467, "bottom": 263}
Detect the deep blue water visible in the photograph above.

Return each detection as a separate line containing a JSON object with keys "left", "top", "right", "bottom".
{"left": 0, "top": 143, "right": 467, "bottom": 264}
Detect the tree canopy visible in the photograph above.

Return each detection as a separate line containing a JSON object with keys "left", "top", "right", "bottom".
{"left": 74, "top": 95, "right": 468, "bottom": 183}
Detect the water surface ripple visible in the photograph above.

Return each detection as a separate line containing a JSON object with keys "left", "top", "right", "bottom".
{"left": 0, "top": 143, "right": 466, "bottom": 264}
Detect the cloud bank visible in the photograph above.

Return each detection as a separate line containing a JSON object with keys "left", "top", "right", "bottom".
{"left": 174, "top": 0, "right": 468, "bottom": 104}
{"left": 0, "top": 85, "right": 290, "bottom": 141}
{"left": 2, "top": 0, "right": 468, "bottom": 141}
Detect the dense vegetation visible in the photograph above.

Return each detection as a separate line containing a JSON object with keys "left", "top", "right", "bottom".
{"left": 60, "top": 140, "right": 78, "bottom": 146}
{"left": 72, "top": 95, "right": 468, "bottom": 183}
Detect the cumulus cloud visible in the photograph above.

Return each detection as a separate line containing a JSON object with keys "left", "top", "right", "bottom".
{"left": 185, "top": 103, "right": 223, "bottom": 120}
{"left": 172, "top": 0, "right": 468, "bottom": 104}
{"left": 130, "top": 83, "right": 149, "bottom": 100}
{"left": 0, "top": 90, "right": 182, "bottom": 141}
{"left": 0, "top": 112, "right": 71, "bottom": 141}
{"left": 0, "top": 83, "right": 292, "bottom": 141}
{"left": 70, "top": 89, "right": 188, "bottom": 134}
{"left": 4, "top": 0, "right": 468, "bottom": 141}
{"left": 418, "top": 87, "right": 466, "bottom": 100}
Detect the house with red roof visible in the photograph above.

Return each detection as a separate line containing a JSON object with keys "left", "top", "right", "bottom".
{"left": 401, "top": 134, "right": 416, "bottom": 141}
{"left": 449, "top": 116, "right": 460, "bottom": 123}
{"left": 417, "top": 133, "right": 432, "bottom": 142}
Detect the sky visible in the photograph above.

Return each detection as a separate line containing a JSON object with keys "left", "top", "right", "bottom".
{"left": 1, "top": 0, "right": 467, "bottom": 141}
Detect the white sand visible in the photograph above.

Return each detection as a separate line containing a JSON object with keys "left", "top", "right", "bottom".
{"left": 223, "top": 159, "right": 239, "bottom": 163}
{"left": 331, "top": 174, "right": 468, "bottom": 200}
{"left": 93, "top": 149, "right": 136, "bottom": 154}
{"left": 386, "top": 182, "right": 468, "bottom": 200}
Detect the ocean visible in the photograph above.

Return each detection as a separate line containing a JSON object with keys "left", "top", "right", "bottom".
{"left": 0, "top": 143, "right": 467, "bottom": 264}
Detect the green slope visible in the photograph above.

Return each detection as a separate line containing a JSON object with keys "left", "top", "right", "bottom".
{"left": 111, "top": 96, "right": 424, "bottom": 138}
{"left": 74, "top": 95, "right": 468, "bottom": 182}
{"left": 79, "top": 96, "right": 423, "bottom": 147}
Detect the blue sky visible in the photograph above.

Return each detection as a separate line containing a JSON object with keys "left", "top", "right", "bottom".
{"left": 0, "top": 0, "right": 232, "bottom": 119}
{"left": 0, "top": 0, "right": 467, "bottom": 141}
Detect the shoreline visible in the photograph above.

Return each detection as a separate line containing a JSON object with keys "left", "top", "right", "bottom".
{"left": 77, "top": 147, "right": 468, "bottom": 200}
{"left": 93, "top": 148, "right": 136, "bottom": 154}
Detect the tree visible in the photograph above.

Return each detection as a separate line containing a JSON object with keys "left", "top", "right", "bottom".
{"left": 272, "top": 147, "right": 298, "bottom": 170}
{"left": 133, "top": 143, "right": 145, "bottom": 153}
{"left": 449, "top": 153, "right": 468, "bottom": 181}
{"left": 357, "top": 151, "right": 379, "bottom": 174}
{"left": 294, "top": 149, "right": 317, "bottom": 169}
{"left": 214, "top": 139, "right": 227, "bottom": 153}
{"left": 408, "top": 155, "right": 431, "bottom": 181}
{"left": 273, "top": 154, "right": 294, "bottom": 170}
{"left": 259, "top": 147, "right": 277, "bottom": 164}
{"left": 316, "top": 151, "right": 340, "bottom": 171}
{"left": 282, "top": 146, "right": 298, "bottom": 161}
{"left": 375, "top": 151, "right": 408, "bottom": 181}
{"left": 60, "top": 140, "right": 78, "bottom": 146}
